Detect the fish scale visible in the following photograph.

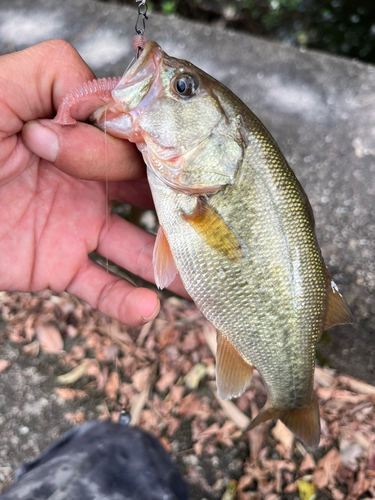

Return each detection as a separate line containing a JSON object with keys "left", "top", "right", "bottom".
{"left": 147, "top": 113, "right": 323, "bottom": 420}
{"left": 91, "top": 41, "right": 353, "bottom": 446}
{"left": 148, "top": 124, "right": 325, "bottom": 410}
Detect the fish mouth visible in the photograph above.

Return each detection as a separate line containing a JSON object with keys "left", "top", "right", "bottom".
{"left": 90, "top": 42, "right": 163, "bottom": 138}
{"left": 118, "top": 41, "right": 163, "bottom": 87}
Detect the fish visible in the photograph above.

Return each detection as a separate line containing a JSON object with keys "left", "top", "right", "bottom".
{"left": 90, "top": 41, "right": 353, "bottom": 447}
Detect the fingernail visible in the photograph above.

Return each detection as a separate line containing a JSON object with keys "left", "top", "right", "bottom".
{"left": 24, "top": 121, "right": 59, "bottom": 162}
{"left": 142, "top": 299, "right": 160, "bottom": 323}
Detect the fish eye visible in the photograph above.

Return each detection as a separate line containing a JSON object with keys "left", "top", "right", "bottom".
{"left": 173, "top": 73, "right": 199, "bottom": 98}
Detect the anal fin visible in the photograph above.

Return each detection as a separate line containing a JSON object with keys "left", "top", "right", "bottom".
{"left": 244, "top": 394, "right": 320, "bottom": 448}
{"left": 153, "top": 226, "right": 178, "bottom": 290}
{"left": 323, "top": 269, "right": 353, "bottom": 332}
{"left": 216, "top": 331, "right": 254, "bottom": 400}
{"left": 182, "top": 196, "right": 242, "bottom": 262}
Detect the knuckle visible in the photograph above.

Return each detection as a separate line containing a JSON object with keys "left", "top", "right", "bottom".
{"left": 97, "top": 279, "right": 116, "bottom": 310}
{"left": 46, "top": 39, "right": 76, "bottom": 57}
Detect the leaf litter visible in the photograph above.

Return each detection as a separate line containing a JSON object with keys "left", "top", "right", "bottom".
{"left": 1, "top": 289, "right": 375, "bottom": 499}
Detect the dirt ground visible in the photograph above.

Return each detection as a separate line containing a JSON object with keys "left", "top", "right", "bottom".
{"left": 1, "top": 289, "right": 375, "bottom": 499}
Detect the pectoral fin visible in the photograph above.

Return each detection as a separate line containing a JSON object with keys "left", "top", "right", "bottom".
{"left": 153, "top": 226, "right": 178, "bottom": 290}
{"left": 244, "top": 394, "right": 320, "bottom": 448}
{"left": 323, "top": 269, "right": 353, "bottom": 333}
{"left": 216, "top": 331, "right": 254, "bottom": 400}
{"left": 182, "top": 196, "right": 242, "bottom": 261}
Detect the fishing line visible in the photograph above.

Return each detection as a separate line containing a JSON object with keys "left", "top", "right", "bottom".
{"left": 102, "top": 0, "right": 150, "bottom": 416}
{"left": 104, "top": 106, "right": 109, "bottom": 276}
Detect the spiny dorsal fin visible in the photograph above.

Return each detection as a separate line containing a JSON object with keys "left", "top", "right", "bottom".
{"left": 182, "top": 196, "right": 242, "bottom": 262}
{"left": 153, "top": 226, "right": 178, "bottom": 290}
{"left": 244, "top": 394, "right": 320, "bottom": 448}
{"left": 323, "top": 269, "right": 353, "bottom": 332}
{"left": 216, "top": 331, "right": 254, "bottom": 400}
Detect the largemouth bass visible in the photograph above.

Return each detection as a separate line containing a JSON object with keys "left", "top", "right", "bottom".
{"left": 91, "top": 42, "right": 352, "bottom": 447}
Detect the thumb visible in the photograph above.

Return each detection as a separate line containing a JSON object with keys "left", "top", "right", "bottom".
{"left": 22, "top": 119, "right": 145, "bottom": 181}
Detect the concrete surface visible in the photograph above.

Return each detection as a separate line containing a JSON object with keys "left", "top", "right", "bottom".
{"left": 0, "top": 0, "right": 375, "bottom": 487}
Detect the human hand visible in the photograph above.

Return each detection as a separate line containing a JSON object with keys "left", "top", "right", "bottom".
{"left": 0, "top": 39, "right": 186, "bottom": 326}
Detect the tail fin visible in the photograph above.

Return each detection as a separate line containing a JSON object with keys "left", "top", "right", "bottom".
{"left": 244, "top": 394, "right": 320, "bottom": 448}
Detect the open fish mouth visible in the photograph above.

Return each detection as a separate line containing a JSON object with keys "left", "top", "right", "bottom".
{"left": 90, "top": 42, "right": 162, "bottom": 137}
{"left": 118, "top": 41, "right": 163, "bottom": 87}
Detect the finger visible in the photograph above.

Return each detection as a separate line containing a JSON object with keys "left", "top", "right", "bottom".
{"left": 109, "top": 179, "right": 154, "bottom": 209}
{"left": 98, "top": 213, "right": 189, "bottom": 299}
{"left": 22, "top": 119, "right": 146, "bottom": 181}
{"left": 1, "top": 39, "right": 96, "bottom": 135}
{"left": 66, "top": 258, "right": 160, "bottom": 326}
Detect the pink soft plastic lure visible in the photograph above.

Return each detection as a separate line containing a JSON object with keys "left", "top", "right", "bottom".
{"left": 53, "top": 35, "right": 147, "bottom": 125}
{"left": 53, "top": 77, "right": 121, "bottom": 125}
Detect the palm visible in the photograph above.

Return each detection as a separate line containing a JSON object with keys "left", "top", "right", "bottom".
{"left": 0, "top": 148, "right": 106, "bottom": 292}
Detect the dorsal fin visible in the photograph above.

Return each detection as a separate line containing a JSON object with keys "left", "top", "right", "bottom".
{"left": 153, "top": 226, "right": 178, "bottom": 290}
{"left": 216, "top": 331, "right": 254, "bottom": 400}
{"left": 182, "top": 196, "right": 242, "bottom": 262}
{"left": 323, "top": 269, "right": 353, "bottom": 332}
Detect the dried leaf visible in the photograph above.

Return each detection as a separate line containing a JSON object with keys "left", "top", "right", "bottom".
{"left": 338, "top": 375, "right": 375, "bottom": 396}
{"left": 66, "top": 325, "right": 78, "bottom": 338}
{"left": 165, "top": 415, "right": 180, "bottom": 436}
{"left": 130, "top": 364, "right": 157, "bottom": 425}
{"left": 221, "top": 479, "right": 237, "bottom": 500}
{"left": 313, "top": 448, "right": 341, "bottom": 489}
{"left": 64, "top": 412, "right": 86, "bottom": 423}
{"left": 24, "top": 313, "right": 37, "bottom": 342}
{"left": 271, "top": 420, "right": 294, "bottom": 458}
{"left": 331, "top": 488, "right": 345, "bottom": 500}
{"left": 136, "top": 319, "right": 154, "bottom": 347}
{"left": 104, "top": 371, "right": 120, "bottom": 400}
{"left": 64, "top": 344, "right": 85, "bottom": 364}
{"left": 314, "top": 366, "right": 335, "bottom": 387}
{"left": 332, "top": 389, "right": 367, "bottom": 405}
{"left": 132, "top": 366, "right": 152, "bottom": 392}
{"left": 139, "top": 409, "right": 159, "bottom": 432}
{"left": 297, "top": 478, "right": 316, "bottom": 500}
{"left": 300, "top": 454, "right": 316, "bottom": 473}
{"left": 350, "top": 469, "right": 370, "bottom": 498}
{"left": 36, "top": 323, "right": 63, "bottom": 354}
{"left": 198, "top": 423, "right": 220, "bottom": 441}
{"left": 56, "top": 363, "right": 88, "bottom": 385}
{"left": 182, "top": 330, "right": 199, "bottom": 352}
{"left": 54, "top": 388, "right": 87, "bottom": 401}
{"left": 22, "top": 340, "right": 40, "bottom": 357}
{"left": 156, "top": 370, "right": 177, "bottom": 392}
{"left": 97, "top": 366, "right": 108, "bottom": 392}
{"left": 178, "top": 393, "right": 203, "bottom": 418}
{"left": 184, "top": 363, "right": 207, "bottom": 390}
{"left": 6, "top": 288, "right": 375, "bottom": 500}
{"left": 316, "top": 386, "right": 333, "bottom": 400}
{"left": 368, "top": 444, "right": 375, "bottom": 471}
{"left": 210, "top": 383, "right": 250, "bottom": 428}
{"left": 0, "top": 360, "right": 11, "bottom": 373}
{"left": 217, "top": 421, "right": 237, "bottom": 446}
{"left": 157, "top": 324, "right": 178, "bottom": 349}
{"left": 84, "top": 359, "right": 101, "bottom": 379}
{"left": 340, "top": 443, "right": 363, "bottom": 468}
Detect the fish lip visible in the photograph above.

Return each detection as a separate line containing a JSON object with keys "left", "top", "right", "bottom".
{"left": 90, "top": 42, "right": 163, "bottom": 134}
{"left": 89, "top": 102, "right": 133, "bottom": 130}
{"left": 115, "top": 41, "right": 162, "bottom": 89}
